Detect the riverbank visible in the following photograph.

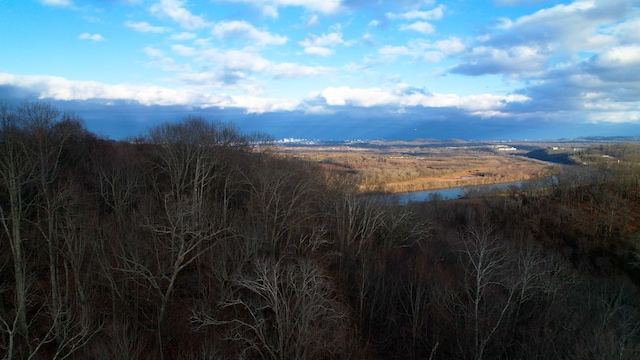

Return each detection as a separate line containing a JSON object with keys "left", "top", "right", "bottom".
{"left": 357, "top": 154, "right": 558, "bottom": 194}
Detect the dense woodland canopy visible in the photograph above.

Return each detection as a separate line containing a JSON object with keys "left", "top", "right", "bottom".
{"left": 1, "top": 102, "right": 640, "bottom": 359}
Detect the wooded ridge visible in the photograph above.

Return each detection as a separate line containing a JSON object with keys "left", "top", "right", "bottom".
{"left": 1, "top": 102, "right": 640, "bottom": 359}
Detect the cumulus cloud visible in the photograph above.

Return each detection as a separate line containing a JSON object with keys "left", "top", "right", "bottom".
{"left": 299, "top": 31, "right": 348, "bottom": 56}
{"left": 166, "top": 43, "right": 273, "bottom": 89}
{"left": 150, "top": 0, "right": 209, "bottom": 30}
{"left": 319, "top": 84, "right": 529, "bottom": 113}
{"left": 0, "top": 72, "right": 537, "bottom": 121}
{"left": 585, "top": 45, "right": 640, "bottom": 82}
{"left": 452, "top": 45, "right": 549, "bottom": 76}
{"left": 124, "top": 20, "right": 170, "bottom": 33}
{"left": 0, "top": 72, "right": 207, "bottom": 106}
{"left": 170, "top": 44, "right": 271, "bottom": 73}
{"left": 491, "top": 0, "right": 628, "bottom": 51}
{"left": 78, "top": 33, "right": 105, "bottom": 42}
{"left": 591, "top": 45, "right": 640, "bottom": 69}
{"left": 387, "top": 5, "right": 445, "bottom": 34}
{"left": 435, "top": 37, "right": 466, "bottom": 54}
{"left": 453, "top": 0, "right": 637, "bottom": 78}
{"left": 609, "top": 17, "right": 640, "bottom": 44}
{"left": 212, "top": 20, "right": 287, "bottom": 46}
{"left": 0, "top": 72, "right": 300, "bottom": 114}
{"left": 445, "top": 0, "right": 640, "bottom": 124}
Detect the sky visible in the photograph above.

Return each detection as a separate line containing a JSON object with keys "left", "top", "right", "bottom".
{"left": 1, "top": 0, "right": 639, "bottom": 140}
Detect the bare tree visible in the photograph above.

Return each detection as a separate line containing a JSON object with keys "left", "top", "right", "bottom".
{"left": 454, "top": 220, "right": 516, "bottom": 360}
{"left": 193, "top": 257, "right": 354, "bottom": 360}
{"left": 400, "top": 256, "right": 432, "bottom": 360}
{"left": 240, "top": 157, "right": 326, "bottom": 257}
{"left": 0, "top": 104, "right": 37, "bottom": 340}
{"left": 117, "top": 194, "right": 226, "bottom": 360}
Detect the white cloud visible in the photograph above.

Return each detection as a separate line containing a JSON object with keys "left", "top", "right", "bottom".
{"left": 303, "top": 47, "right": 333, "bottom": 56}
{"left": 587, "top": 111, "right": 640, "bottom": 123}
{"left": 143, "top": 46, "right": 165, "bottom": 58}
{"left": 609, "top": 17, "right": 640, "bottom": 44}
{"left": 400, "top": 21, "right": 435, "bottom": 34}
{"left": 40, "top": 0, "right": 72, "bottom": 6}
{"left": 594, "top": 45, "right": 640, "bottom": 67}
{"left": 455, "top": 0, "right": 636, "bottom": 79}
{"left": 170, "top": 44, "right": 269, "bottom": 72}
{"left": 222, "top": 50, "right": 271, "bottom": 72}
{"left": 300, "top": 32, "right": 344, "bottom": 48}
{"left": 0, "top": 72, "right": 205, "bottom": 105}
{"left": 170, "top": 32, "right": 197, "bottom": 40}
{"left": 319, "top": 85, "right": 529, "bottom": 112}
{"left": 212, "top": 20, "right": 288, "bottom": 46}
{"left": 377, "top": 37, "right": 464, "bottom": 63}
{"left": 494, "top": 0, "right": 555, "bottom": 5}
{"left": 228, "top": 95, "right": 299, "bottom": 113}
{"left": 305, "top": 14, "right": 319, "bottom": 27}
{"left": 303, "top": 105, "right": 334, "bottom": 115}
{"left": 435, "top": 37, "right": 466, "bottom": 54}
{"left": 493, "top": 0, "right": 628, "bottom": 52}
{"left": 171, "top": 43, "right": 196, "bottom": 56}
{"left": 271, "top": 63, "right": 332, "bottom": 79}
{"left": 260, "top": 5, "right": 279, "bottom": 18}
{"left": 219, "top": 0, "right": 342, "bottom": 15}
{"left": 0, "top": 72, "right": 299, "bottom": 114}
{"left": 453, "top": 45, "right": 548, "bottom": 75}
{"left": 143, "top": 47, "right": 189, "bottom": 72}
{"left": 387, "top": 5, "right": 445, "bottom": 21}
{"left": 124, "top": 21, "right": 170, "bottom": 33}
{"left": 150, "top": 0, "right": 209, "bottom": 30}
{"left": 299, "top": 32, "right": 346, "bottom": 56}
{"left": 378, "top": 45, "right": 413, "bottom": 59}
{"left": 584, "top": 44, "right": 640, "bottom": 82}
{"left": 78, "top": 33, "right": 105, "bottom": 42}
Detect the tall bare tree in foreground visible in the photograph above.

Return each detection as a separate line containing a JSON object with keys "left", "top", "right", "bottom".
{"left": 0, "top": 102, "right": 97, "bottom": 359}
{"left": 0, "top": 104, "right": 35, "bottom": 343}
{"left": 193, "top": 257, "right": 355, "bottom": 360}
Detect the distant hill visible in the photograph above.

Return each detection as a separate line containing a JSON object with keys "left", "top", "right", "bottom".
{"left": 573, "top": 136, "right": 640, "bottom": 142}
{"left": 525, "top": 148, "right": 577, "bottom": 164}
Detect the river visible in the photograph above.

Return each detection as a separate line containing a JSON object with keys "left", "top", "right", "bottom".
{"left": 394, "top": 181, "right": 524, "bottom": 204}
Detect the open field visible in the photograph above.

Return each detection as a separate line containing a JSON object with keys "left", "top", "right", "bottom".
{"left": 276, "top": 140, "right": 560, "bottom": 193}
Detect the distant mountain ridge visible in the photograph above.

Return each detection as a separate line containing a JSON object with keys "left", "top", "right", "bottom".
{"left": 572, "top": 136, "right": 640, "bottom": 142}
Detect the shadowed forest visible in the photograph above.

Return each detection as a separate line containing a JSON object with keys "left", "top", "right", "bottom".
{"left": 2, "top": 102, "right": 640, "bottom": 359}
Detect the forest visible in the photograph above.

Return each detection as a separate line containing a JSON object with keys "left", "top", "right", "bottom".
{"left": 1, "top": 102, "right": 640, "bottom": 359}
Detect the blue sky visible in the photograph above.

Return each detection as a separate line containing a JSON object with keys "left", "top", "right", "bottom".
{"left": 1, "top": 0, "right": 639, "bottom": 140}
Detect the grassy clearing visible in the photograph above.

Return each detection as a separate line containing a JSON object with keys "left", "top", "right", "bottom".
{"left": 277, "top": 143, "right": 558, "bottom": 194}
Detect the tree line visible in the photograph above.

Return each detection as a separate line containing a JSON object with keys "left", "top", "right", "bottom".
{"left": 1, "top": 102, "right": 640, "bottom": 359}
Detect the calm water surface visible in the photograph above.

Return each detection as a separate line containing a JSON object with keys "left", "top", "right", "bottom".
{"left": 393, "top": 180, "right": 528, "bottom": 204}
